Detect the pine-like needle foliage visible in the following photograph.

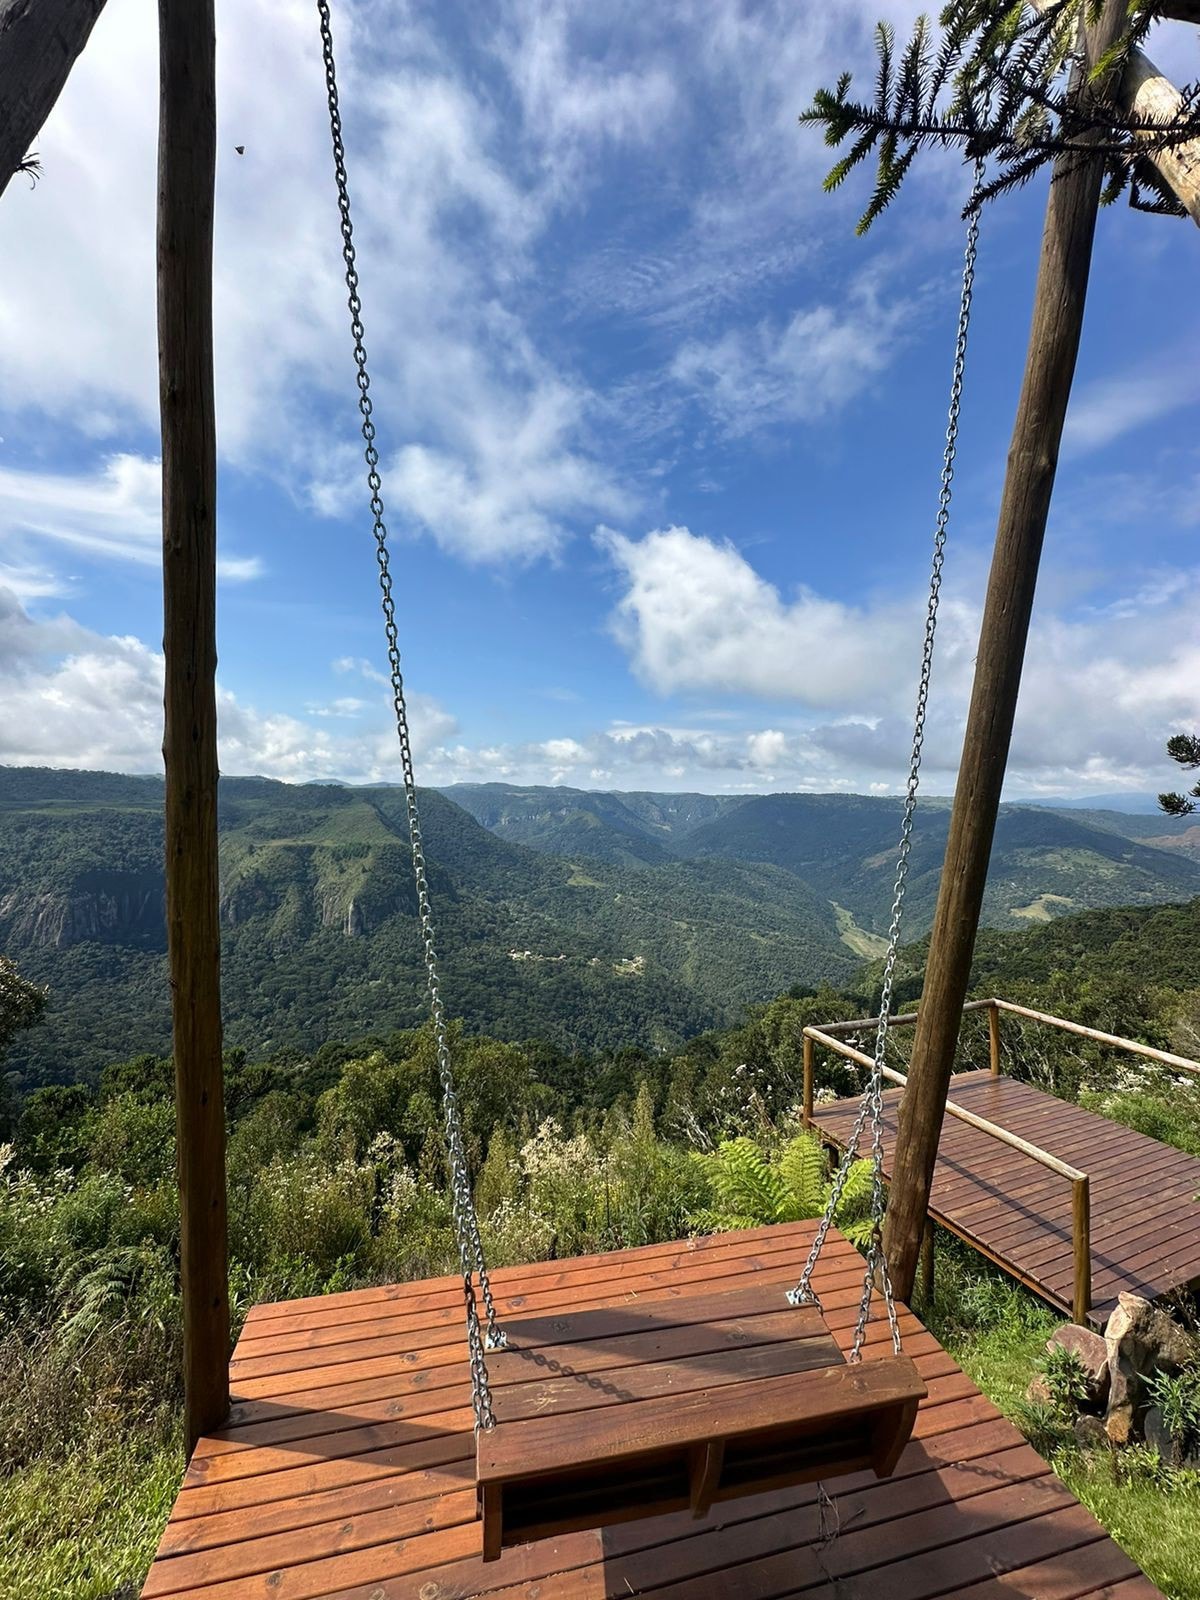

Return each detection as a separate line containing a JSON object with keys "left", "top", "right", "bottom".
{"left": 1160, "top": 732, "right": 1200, "bottom": 815}
{"left": 802, "top": 1, "right": 1200, "bottom": 232}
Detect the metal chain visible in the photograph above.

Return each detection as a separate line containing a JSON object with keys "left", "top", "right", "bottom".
{"left": 790, "top": 159, "right": 986, "bottom": 1360}
{"left": 315, "top": 0, "right": 503, "bottom": 1431}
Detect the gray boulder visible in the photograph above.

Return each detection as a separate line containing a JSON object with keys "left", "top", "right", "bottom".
{"left": 1074, "top": 1412, "right": 1110, "bottom": 1450}
{"left": 1104, "top": 1293, "right": 1200, "bottom": 1444}
{"left": 1047, "top": 1323, "right": 1109, "bottom": 1403}
{"left": 1144, "top": 1404, "right": 1183, "bottom": 1467}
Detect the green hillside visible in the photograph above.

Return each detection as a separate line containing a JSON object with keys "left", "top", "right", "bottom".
{"left": 444, "top": 783, "right": 745, "bottom": 865}
{"left": 968, "top": 897, "right": 1200, "bottom": 995}
{"left": 678, "top": 793, "right": 1200, "bottom": 929}
{"left": 0, "top": 770, "right": 857, "bottom": 1089}
{"left": 5, "top": 769, "right": 1200, "bottom": 1091}
{"left": 452, "top": 785, "right": 1200, "bottom": 932}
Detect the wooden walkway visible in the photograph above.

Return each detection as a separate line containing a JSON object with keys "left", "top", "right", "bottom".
{"left": 813, "top": 1071, "right": 1200, "bottom": 1327}
{"left": 142, "top": 1221, "right": 1161, "bottom": 1600}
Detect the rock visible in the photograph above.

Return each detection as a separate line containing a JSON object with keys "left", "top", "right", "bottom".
{"left": 1026, "top": 1375, "right": 1053, "bottom": 1406}
{"left": 1047, "top": 1324, "right": 1109, "bottom": 1403}
{"left": 1104, "top": 1293, "right": 1200, "bottom": 1444}
{"left": 1107, "top": 1293, "right": 1198, "bottom": 1373}
{"left": 1144, "top": 1404, "right": 1183, "bottom": 1467}
{"left": 1074, "top": 1412, "right": 1110, "bottom": 1450}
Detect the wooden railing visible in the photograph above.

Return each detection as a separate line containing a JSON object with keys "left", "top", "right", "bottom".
{"left": 802, "top": 1002, "right": 1093, "bottom": 1318}
{"left": 989, "top": 997, "right": 1200, "bottom": 1079}
{"left": 801, "top": 997, "right": 1200, "bottom": 1323}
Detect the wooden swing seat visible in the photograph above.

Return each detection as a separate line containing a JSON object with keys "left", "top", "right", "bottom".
{"left": 476, "top": 1282, "right": 925, "bottom": 1561}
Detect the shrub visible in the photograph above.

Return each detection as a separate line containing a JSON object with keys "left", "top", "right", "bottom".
{"left": 688, "top": 1132, "right": 875, "bottom": 1243}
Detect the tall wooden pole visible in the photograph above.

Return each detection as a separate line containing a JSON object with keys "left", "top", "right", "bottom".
{"left": 883, "top": 0, "right": 1129, "bottom": 1306}
{"left": 157, "top": 0, "right": 228, "bottom": 1452}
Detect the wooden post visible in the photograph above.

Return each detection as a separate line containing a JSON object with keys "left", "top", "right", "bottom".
{"left": 919, "top": 1222, "right": 935, "bottom": 1304}
{"left": 158, "top": 0, "right": 228, "bottom": 1453}
{"left": 883, "top": 0, "right": 1130, "bottom": 1307}
{"left": 802, "top": 1033, "right": 815, "bottom": 1128}
{"left": 0, "top": 0, "right": 107, "bottom": 197}
{"left": 1072, "top": 1176, "right": 1092, "bottom": 1323}
{"left": 987, "top": 1001, "right": 1002, "bottom": 1078}
{"left": 1029, "top": 0, "right": 1200, "bottom": 227}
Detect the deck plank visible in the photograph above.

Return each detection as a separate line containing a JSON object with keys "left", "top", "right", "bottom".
{"left": 812, "top": 1072, "right": 1200, "bottom": 1324}
{"left": 142, "top": 1221, "right": 1163, "bottom": 1599}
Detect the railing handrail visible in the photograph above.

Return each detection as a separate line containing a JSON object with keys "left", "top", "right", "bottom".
{"left": 814, "top": 998, "right": 995, "bottom": 1036}
{"left": 812, "top": 995, "right": 1200, "bottom": 1078}
{"left": 802, "top": 1017, "right": 1094, "bottom": 1319}
{"left": 802, "top": 1026, "right": 1088, "bottom": 1182}
{"left": 992, "top": 997, "right": 1200, "bottom": 1078}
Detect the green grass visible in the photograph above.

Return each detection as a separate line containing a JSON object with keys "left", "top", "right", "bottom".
{"left": 0, "top": 1438, "right": 181, "bottom": 1600}
{"left": 1054, "top": 1453, "right": 1200, "bottom": 1600}
{"left": 922, "top": 1234, "right": 1200, "bottom": 1600}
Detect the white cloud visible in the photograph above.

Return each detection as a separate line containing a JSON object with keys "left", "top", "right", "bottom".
{"left": 306, "top": 697, "right": 367, "bottom": 719}
{"left": 496, "top": 0, "right": 678, "bottom": 195}
{"left": 333, "top": 656, "right": 390, "bottom": 688}
{"left": 1064, "top": 356, "right": 1200, "bottom": 457}
{"left": 597, "top": 523, "right": 978, "bottom": 717}
{"left": 670, "top": 269, "right": 918, "bottom": 435}
{"left": 3, "top": 549, "right": 1197, "bottom": 799}
{"left": 581, "top": 524, "right": 1200, "bottom": 794}
{"left": 0, "top": 455, "right": 159, "bottom": 566}
{"left": 0, "top": 454, "right": 261, "bottom": 584}
{"left": 0, "top": 0, "right": 629, "bottom": 569}
{"left": 0, "top": 588, "right": 456, "bottom": 782}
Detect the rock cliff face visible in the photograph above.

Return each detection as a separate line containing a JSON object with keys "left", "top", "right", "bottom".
{"left": 2, "top": 869, "right": 394, "bottom": 947}
{"left": 0, "top": 871, "right": 165, "bottom": 948}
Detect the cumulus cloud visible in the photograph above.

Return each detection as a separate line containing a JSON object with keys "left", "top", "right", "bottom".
{"left": 584, "top": 525, "right": 1200, "bottom": 795}
{"left": 3, "top": 553, "right": 1196, "bottom": 798}
{"left": 0, "top": 589, "right": 455, "bottom": 782}
{"left": 597, "top": 523, "right": 978, "bottom": 718}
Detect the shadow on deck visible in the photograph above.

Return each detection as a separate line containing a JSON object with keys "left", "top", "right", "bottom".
{"left": 141, "top": 1222, "right": 1164, "bottom": 1598}
{"left": 812, "top": 1070, "right": 1200, "bottom": 1327}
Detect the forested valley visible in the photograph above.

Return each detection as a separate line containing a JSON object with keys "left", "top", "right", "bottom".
{"left": 3, "top": 876, "right": 1200, "bottom": 1595}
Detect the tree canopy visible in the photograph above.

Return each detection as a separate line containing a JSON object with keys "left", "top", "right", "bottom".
{"left": 802, "top": 0, "right": 1200, "bottom": 232}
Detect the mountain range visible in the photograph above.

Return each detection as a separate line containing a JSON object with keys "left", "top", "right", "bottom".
{"left": 2, "top": 767, "right": 1198, "bottom": 1088}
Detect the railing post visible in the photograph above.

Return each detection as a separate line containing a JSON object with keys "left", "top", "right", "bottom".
{"left": 1072, "top": 1175, "right": 1091, "bottom": 1323}
{"left": 802, "top": 1033, "right": 814, "bottom": 1129}
{"left": 988, "top": 1001, "right": 1002, "bottom": 1077}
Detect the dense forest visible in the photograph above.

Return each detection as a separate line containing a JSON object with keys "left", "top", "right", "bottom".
{"left": 3, "top": 870, "right": 1200, "bottom": 1595}
{"left": 4, "top": 766, "right": 1199, "bottom": 1090}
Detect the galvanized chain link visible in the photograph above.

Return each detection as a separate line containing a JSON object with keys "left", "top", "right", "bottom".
{"left": 790, "top": 159, "right": 986, "bottom": 1360}
{"left": 316, "top": 0, "right": 503, "bottom": 1431}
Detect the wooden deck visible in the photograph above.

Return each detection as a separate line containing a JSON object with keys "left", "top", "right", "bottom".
{"left": 813, "top": 1071, "right": 1200, "bottom": 1327}
{"left": 143, "top": 1221, "right": 1162, "bottom": 1600}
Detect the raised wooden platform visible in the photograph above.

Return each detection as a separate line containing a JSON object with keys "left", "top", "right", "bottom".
{"left": 813, "top": 1071, "right": 1200, "bottom": 1326}
{"left": 142, "top": 1221, "right": 1162, "bottom": 1599}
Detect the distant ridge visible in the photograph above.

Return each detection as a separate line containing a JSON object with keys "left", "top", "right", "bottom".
{"left": 3, "top": 767, "right": 1198, "bottom": 1089}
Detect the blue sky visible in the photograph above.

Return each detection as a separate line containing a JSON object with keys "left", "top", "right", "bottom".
{"left": 0, "top": 0, "right": 1197, "bottom": 797}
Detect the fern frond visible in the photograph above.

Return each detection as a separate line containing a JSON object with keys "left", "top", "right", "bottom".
{"left": 706, "top": 1138, "right": 788, "bottom": 1225}
{"left": 778, "top": 1135, "right": 827, "bottom": 1219}
{"left": 688, "top": 1207, "right": 760, "bottom": 1235}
